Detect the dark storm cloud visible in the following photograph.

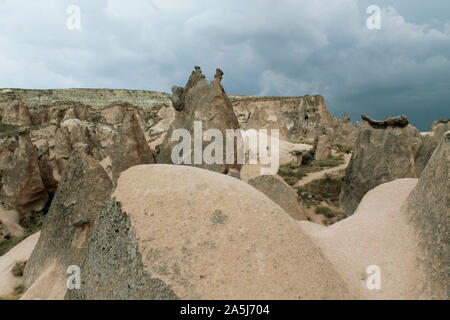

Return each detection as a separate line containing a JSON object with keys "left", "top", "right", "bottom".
{"left": 0, "top": 0, "right": 448, "bottom": 130}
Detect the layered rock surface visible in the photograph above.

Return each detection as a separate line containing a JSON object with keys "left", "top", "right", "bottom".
{"left": 231, "top": 95, "right": 356, "bottom": 144}
{"left": 339, "top": 114, "right": 422, "bottom": 213}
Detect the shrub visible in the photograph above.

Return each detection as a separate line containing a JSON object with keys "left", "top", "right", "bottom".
{"left": 11, "top": 260, "right": 27, "bottom": 277}
{"left": 302, "top": 152, "right": 314, "bottom": 165}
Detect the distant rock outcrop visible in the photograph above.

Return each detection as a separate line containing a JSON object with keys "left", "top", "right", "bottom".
{"left": 248, "top": 175, "right": 307, "bottom": 220}
{"left": 339, "top": 114, "right": 422, "bottom": 213}
{"left": 231, "top": 95, "right": 357, "bottom": 144}
{"left": 158, "top": 67, "right": 242, "bottom": 174}
{"left": 406, "top": 130, "right": 449, "bottom": 299}
{"left": 23, "top": 147, "right": 112, "bottom": 298}
{"left": 0, "top": 130, "right": 48, "bottom": 215}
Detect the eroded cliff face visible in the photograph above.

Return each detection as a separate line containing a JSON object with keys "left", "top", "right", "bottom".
{"left": 0, "top": 88, "right": 173, "bottom": 217}
{"left": 230, "top": 95, "right": 356, "bottom": 143}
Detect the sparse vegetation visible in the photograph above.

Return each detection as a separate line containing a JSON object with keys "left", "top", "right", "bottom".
{"left": 278, "top": 154, "right": 345, "bottom": 186}
{"left": 332, "top": 142, "right": 353, "bottom": 154}
{"left": 296, "top": 170, "right": 344, "bottom": 207}
{"left": 13, "top": 284, "right": 25, "bottom": 296}
{"left": 11, "top": 260, "right": 27, "bottom": 277}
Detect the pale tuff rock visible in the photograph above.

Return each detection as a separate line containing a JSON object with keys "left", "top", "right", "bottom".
{"left": 158, "top": 67, "right": 242, "bottom": 174}
{"left": 414, "top": 119, "right": 450, "bottom": 176}
{"left": 231, "top": 95, "right": 356, "bottom": 144}
{"left": 0, "top": 130, "right": 48, "bottom": 215}
{"left": 405, "top": 131, "right": 449, "bottom": 299}
{"left": 111, "top": 109, "right": 155, "bottom": 183}
{"left": 248, "top": 174, "right": 307, "bottom": 220}
{"left": 314, "top": 135, "right": 331, "bottom": 161}
{"left": 69, "top": 165, "right": 351, "bottom": 299}
{"left": 339, "top": 114, "right": 422, "bottom": 213}
{"left": 23, "top": 148, "right": 112, "bottom": 298}
{"left": 0, "top": 205, "right": 24, "bottom": 242}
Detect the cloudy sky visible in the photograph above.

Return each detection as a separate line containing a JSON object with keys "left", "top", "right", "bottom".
{"left": 0, "top": 0, "right": 449, "bottom": 130}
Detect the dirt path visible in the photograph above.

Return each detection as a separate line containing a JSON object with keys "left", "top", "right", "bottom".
{"left": 295, "top": 153, "right": 351, "bottom": 187}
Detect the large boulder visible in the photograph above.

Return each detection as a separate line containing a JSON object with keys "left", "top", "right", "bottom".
{"left": 23, "top": 147, "right": 112, "bottom": 299}
{"left": 158, "top": 67, "right": 242, "bottom": 174}
{"left": 0, "top": 130, "right": 48, "bottom": 215}
{"left": 405, "top": 131, "right": 449, "bottom": 299}
{"left": 339, "top": 114, "right": 422, "bottom": 213}
{"left": 68, "top": 164, "right": 351, "bottom": 300}
{"left": 414, "top": 119, "right": 450, "bottom": 176}
{"left": 248, "top": 175, "right": 307, "bottom": 220}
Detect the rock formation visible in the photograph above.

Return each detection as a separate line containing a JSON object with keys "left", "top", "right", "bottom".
{"left": 248, "top": 175, "right": 307, "bottom": 220}
{"left": 314, "top": 135, "right": 331, "bottom": 161}
{"left": 339, "top": 114, "right": 422, "bottom": 213}
{"left": 299, "top": 131, "right": 449, "bottom": 299}
{"left": 405, "top": 130, "right": 449, "bottom": 299}
{"left": 158, "top": 67, "right": 242, "bottom": 174}
{"left": 23, "top": 147, "right": 112, "bottom": 298}
{"left": 231, "top": 95, "right": 356, "bottom": 144}
{"left": 111, "top": 109, "right": 155, "bottom": 183}
{"left": 0, "top": 130, "right": 48, "bottom": 215}
{"left": 414, "top": 119, "right": 450, "bottom": 176}
{"left": 1, "top": 99, "right": 32, "bottom": 126}
{"left": 66, "top": 165, "right": 351, "bottom": 299}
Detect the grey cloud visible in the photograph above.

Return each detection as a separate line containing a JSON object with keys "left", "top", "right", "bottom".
{"left": 0, "top": 0, "right": 448, "bottom": 130}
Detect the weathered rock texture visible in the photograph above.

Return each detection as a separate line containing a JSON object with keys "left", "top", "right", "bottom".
{"left": 340, "top": 114, "right": 422, "bottom": 213}
{"left": 314, "top": 135, "right": 331, "bottom": 160}
{"left": 0, "top": 130, "right": 48, "bottom": 214}
{"left": 111, "top": 109, "right": 155, "bottom": 183}
{"left": 69, "top": 164, "right": 351, "bottom": 299}
{"left": 248, "top": 175, "right": 307, "bottom": 220}
{"left": 231, "top": 95, "right": 356, "bottom": 144}
{"left": 414, "top": 119, "right": 450, "bottom": 176}
{"left": 0, "top": 89, "right": 169, "bottom": 204}
{"left": 405, "top": 131, "right": 449, "bottom": 299}
{"left": 23, "top": 148, "right": 112, "bottom": 296}
{"left": 158, "top": 67, "right": 242, "bottom": 173}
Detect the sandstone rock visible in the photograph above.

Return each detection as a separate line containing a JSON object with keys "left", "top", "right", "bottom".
{"left": 23, "top": 147, "right": 112, "bottom": 297}
{"left": 68, "top": 165, "right": 351, "bottom": 299}
{"left": 339, "top": 115, "right": 422, "bottom": 213}
{"left": 111, "top": 109, "right": 154, "bottom": 183}
{"left": 231, "top": 95, "right": 356, "bottom": 144}
{"left": 361, "top": 113, "right": 409, "bottom": 129}
{"left": 158, "top": 67, "right": 242, "bottom": 174}
{"left": 248, "top": 175, "right": 307, "bottom": 220}
{"left": 0, "top": 130, "right": 48, "bottom": 214}
{"left": 1, "top": 99, "right": 32, "bottom": 126}
{"left": 405, "top": 131, "right": 449, "bottom": 299}
{"left": 314, "top": 135, "right": 331, "bottom": 160}
{"left": 414, "top": 119, "right": 450, "bottom": 176}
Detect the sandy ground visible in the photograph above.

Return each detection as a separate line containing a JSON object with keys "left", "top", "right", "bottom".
{"left": 295, "top": 153, "right": 351, "bottom": 187}
{"left": 113, "top": 164, "right": 352, "bottom": 299}
{"left": 298, "top": 178, "right": 427, "bottom": 299}
{"left": 0, "top": 232, "right": 40, "bottom": 299}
